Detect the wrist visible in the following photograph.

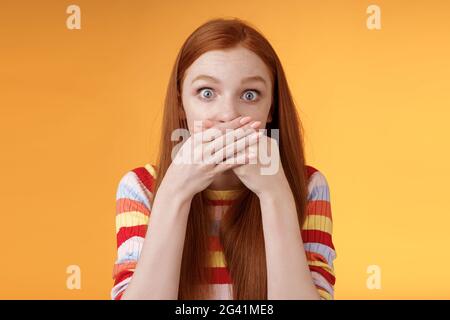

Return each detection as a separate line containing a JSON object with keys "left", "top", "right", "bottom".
{"left": 160, "top": 166, "right": 195, "bottom": 204}
{"left": 158, "top": 179, "right": 194, "bottom": 205}
{"left": 256, "top": 174, "right": 291, "bottom": 202}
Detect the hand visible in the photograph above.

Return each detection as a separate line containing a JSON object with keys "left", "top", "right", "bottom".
{"left": 162, "top": 116, "right": 263, "bottom": 200}
{"left": 232, "top": 132, "right": 289, "bottom": 198}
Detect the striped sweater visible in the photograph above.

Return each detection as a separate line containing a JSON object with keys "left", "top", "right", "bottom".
{"left": 111, "top": 163, "right": 336, "bottom": 300}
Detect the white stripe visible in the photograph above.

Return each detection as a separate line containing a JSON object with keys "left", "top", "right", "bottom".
{"left": 111, "top": 277, "right": 132, "bottom": 300}
{"left": 311, "top": 271, "right": 334, "bottom": 297}
{"left": 209, "top": 284, "right": 233, "bottom": 300}
{"left": 116, "top": 171, "right": 153, "bottom": 209}
{"left": 117, "top": 236, "right": 145, "bottom": 261}
{"left": 307, "top": 171, "right": 331, "bottom": 202}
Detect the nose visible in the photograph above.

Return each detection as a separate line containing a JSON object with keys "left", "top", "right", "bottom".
{"left": 215, "top": 97, "right": 240, "bottom": 124}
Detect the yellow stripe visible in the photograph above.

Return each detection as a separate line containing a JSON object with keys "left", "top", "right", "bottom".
{"left": 116, "top": 211, "right": 149, "bottom": 233}
{"left": 317, "top": 288, "right": 332, "bottom": 300}
{"left": 302, "top": 215, "right": 333, "bottom": 233}
{"left": 204, "top": 189, "right": 242, "bottom": 201}
{"left": 309, "top": 260, "right": 335, "bottom": 275}
{"left": 144, "top": 163, "right": 157, "bottom": 178}
{"left": 208, "top": 251, "right": 227, "bottom": 268}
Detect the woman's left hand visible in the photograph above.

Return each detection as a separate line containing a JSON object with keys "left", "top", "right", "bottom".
{"left": 232, "top": 132, "right": 289, "bottom": 198}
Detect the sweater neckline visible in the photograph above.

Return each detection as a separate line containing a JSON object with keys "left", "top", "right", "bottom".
{"left": 204, "top": 188, "right": 243, "bottom": 201}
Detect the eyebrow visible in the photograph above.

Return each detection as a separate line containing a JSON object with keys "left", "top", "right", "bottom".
{"left": 191, "top": 74, "right": 267, "bottom": 86}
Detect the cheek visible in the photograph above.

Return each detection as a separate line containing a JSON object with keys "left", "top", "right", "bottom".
{"left": 186, "top": 114, "right": 211, "bottom": 134}
{"left": 184, "top": 92, "right": 207, "bottom": 110}
{"left": 182, "top": 99, "right": 199, "bottom": 121}
{"left": 246, "top": 102, "right": 272, "bottom": 123}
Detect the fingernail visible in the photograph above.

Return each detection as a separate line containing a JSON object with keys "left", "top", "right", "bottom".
{"left": 240, "top": 116, "right": 252, "bottom": 124}
{"left": 250, "top": 121, "right": 261, "bottom": 128}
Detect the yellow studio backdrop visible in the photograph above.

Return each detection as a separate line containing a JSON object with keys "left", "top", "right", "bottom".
{"left": 1, "top": 0, "right": 449, "bottom": 299}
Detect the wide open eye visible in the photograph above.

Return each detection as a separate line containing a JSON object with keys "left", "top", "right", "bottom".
{"left": 242, "top": 89, "right": 260, "bottom": 102}
{"left": 197, "top": 87, "right": 215, "bottom": 100}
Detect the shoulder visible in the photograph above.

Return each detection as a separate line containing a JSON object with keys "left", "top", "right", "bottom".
{"left": 116, "top": 163, "right": 158, "bottom": 208}
{"left": 302, "top": 165, "right": 334, "bottom": 247}
{"left": 305, "top": 165, "right": 330, "bottom": 202}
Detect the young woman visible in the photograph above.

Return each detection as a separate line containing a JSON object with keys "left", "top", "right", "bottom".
{"left": 111, "top": 18, "right": 336, "bottom": 300}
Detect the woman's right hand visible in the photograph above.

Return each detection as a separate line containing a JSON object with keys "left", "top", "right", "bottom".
{"left": 162, "top": 116, "right": 263, "bottom": 199}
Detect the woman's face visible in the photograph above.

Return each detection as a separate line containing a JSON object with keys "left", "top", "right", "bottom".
{"left": 181, "top": 46, "right": 273, "bottom": 133}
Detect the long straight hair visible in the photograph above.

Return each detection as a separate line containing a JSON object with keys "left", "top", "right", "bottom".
{"left": 153, "top": 18, "right": 309, "bottom": 300}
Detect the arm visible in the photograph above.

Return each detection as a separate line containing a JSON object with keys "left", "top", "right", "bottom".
{"left": 259, "top": 177, "right": 321, "bottom": 300}
{"left": 302, "top": 170, "right": 336, "bottom": 300}
{"left": 258, "top": 169, "right": 336, "bottom": 300}
{"left": 111, "top": 165, "right": 193, "bottom": 300}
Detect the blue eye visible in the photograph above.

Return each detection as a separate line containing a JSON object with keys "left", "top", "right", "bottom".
{"left": 196, "top": 87, "right": 261, "bottom": 102}
{"left": 197, "top": 87, "right": 214, "bottom": 100}
{"left": 242, "top": 89, "right": 260, "bottom": 102}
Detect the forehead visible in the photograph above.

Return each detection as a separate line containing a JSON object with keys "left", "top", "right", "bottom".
{"left": 184, "top": 47, "right": 271, "bottom": 84}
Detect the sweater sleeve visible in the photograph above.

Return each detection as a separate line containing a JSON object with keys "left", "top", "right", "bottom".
{"left": 110, "top": 165, "right": 155, "bottom": 300}
{"left": 301, "top": 169, "right": 337, "bottom": 300}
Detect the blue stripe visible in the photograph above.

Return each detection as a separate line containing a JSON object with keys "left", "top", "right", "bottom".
{"left": 304, "top": 242, "right": 336, "bottom": 266}
{"left": 209, "top": 219, "right": 221, "bottom": 236}
{"left": 116, "top": 172, "right": 151, "bottom": 209}
{"left": 116, "top": 252, "right": 140, "bottom": 264}
{"left": 311, "top": 271, "right": 335, "bottom": 296}
{"left": 308, "top": 185, "right": 330, "bottom": 202}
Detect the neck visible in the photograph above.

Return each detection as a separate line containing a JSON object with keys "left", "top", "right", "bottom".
{"left": 207, "top": 169, "right": 244, "bottom": 191}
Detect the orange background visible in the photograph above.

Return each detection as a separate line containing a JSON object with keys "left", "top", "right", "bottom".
{"left": 1, "top": 0, "right": 449, "bottom": 299}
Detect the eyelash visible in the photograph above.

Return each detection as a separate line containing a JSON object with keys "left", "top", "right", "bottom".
{"left": 196, "top": 87, "right": 261, "bottom": 102}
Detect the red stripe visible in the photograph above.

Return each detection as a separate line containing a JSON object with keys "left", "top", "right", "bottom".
{"left": 306, "top": 251, "right": 328, "bottom": 264}
{"left": 301, "top": 229, "right": 335, "bottom": 250}
{"left": 132, "top": 166, "right": 154, "bottom": 193}
{"left": 206, "top": 267, "right": 232, "bottom": 284}
{"left": 305, "top": 165, "right": 318, "bottom": 180}
{"left": 116, "top": 198, "right": 151, "bottom": 216}
{"left": 309, "top": 265, "right": 335, "bottom": 285}
{"left": 306, "top": 200, "right": 332, "bottom": 219}
{"left": 206, "top": 199, "right": 235, "bottom": 206}
{"left": 115, "top": 291, "right": 125, "bottom": 300}
{"left": 209, "top": 236, "right": 223, "bottom": 251}
{"left": 314, "top": 283, "right": 327, "bottom": 293}
{"left": 117, "top": 225, "right": 148, "bottom": 248}
{"left": 112, "top": 261, "right": 136, "bottom": 279}
{"left": 114, "top": 270, "right": 134, "bottom": 286}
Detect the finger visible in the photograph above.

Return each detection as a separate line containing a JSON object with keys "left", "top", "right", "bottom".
{"left": 210, "top": 130, "right": 263, "bottom": 164}
{"left": 200, "top": 116, "right": 255, "bottom": 143}
{"left": 203, "top": 119, "right": 262, "bottom": 158}
{"left": 213, "top": 149, "right": 257, "bottom": 174}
